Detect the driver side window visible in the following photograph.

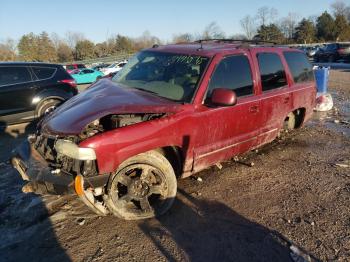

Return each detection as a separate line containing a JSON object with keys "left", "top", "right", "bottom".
{"left": 206, "top": 55, "right": 254, "bottom": 99}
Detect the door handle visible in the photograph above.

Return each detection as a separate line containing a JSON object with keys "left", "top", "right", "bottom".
{"left": 249, "top": 105, "right": 259, "bottom": 113}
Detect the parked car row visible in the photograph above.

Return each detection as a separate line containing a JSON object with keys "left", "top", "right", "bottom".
{"left": 63, "top": 60, "right": 128, "bottom": 84}
{"left": 314, "top": 43, "right": 350, "bottom": 62}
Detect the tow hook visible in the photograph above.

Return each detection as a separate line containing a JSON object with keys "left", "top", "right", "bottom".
{"left": 74, "top": 175, "right": 109, "bottom": 216}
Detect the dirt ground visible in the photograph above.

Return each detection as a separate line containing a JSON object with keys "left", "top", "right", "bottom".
{"left": 0, "top": 71, "right": 349, "bottom": 262}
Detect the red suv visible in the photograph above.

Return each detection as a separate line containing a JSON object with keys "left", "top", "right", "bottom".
{"left": 12, "top": 40, "right": 316, "bottom": 220}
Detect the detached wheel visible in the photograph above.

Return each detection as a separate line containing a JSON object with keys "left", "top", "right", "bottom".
{"left": 36, "top": 99, "right": 62, "bottom": 117}
{"left": 105, "top": 151, "right": 177, "bottom": 220}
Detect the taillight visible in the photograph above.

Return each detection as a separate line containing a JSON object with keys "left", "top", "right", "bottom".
{"left": 60, "top": 79, "right": 77, "bottom": 88}
{"left": 337, "top": 48, "right": 348, "bottom": 54}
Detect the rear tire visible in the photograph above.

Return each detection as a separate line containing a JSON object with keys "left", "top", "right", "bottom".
{"left": 105, "top": 151, "right": 177, "bottom": 220}
{"left": 36, "top": 99, "right": 62, "bottom": 117}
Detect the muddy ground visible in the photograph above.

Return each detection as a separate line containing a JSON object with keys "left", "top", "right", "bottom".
{"left": 0, "top": 71, "right": 349, "bottom": 262}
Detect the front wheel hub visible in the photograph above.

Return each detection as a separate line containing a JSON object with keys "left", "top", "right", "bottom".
{"left": 130, "top": 179, "right": 150, "bottom": 199}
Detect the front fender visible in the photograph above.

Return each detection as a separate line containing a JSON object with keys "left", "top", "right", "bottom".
{"left": 79, "top": 116, "right": 191, "bottom": 174}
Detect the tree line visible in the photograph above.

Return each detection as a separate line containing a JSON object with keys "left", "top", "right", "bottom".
{"left": 240, "top": 1, "right": 350, "bottom": 44}
{"left": 1, "top": 0, "right": 350, "bottom": 63}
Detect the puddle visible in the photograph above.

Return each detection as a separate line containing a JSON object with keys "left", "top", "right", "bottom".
{"left": 310, "top": 91, "right": 350, "bottom": 137}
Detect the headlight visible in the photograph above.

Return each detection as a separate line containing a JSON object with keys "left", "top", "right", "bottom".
{"left": 55, "top": 140, "right": 96, "bottom": 160}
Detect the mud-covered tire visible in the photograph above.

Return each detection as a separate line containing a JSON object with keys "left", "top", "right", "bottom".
{"left": 105, "top": 151, "right": 177, "bottom": 220}
{"left": 36, "top": 99, "right": 62, "bottom": 117}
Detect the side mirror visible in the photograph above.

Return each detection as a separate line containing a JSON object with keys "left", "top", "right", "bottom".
{"left": 210, "top": 88, "right": 237, "bottom": 107}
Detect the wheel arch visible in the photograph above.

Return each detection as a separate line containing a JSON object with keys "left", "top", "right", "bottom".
{"left": 284, "top": 107, "right": 306, "bottom": 129}
{"left": 34, "top": 96, "right": 66, "bottom": 117}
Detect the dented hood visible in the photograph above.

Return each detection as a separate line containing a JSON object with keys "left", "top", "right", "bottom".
{"left": 42, "top": 79, "right": 182, "bottom": 135}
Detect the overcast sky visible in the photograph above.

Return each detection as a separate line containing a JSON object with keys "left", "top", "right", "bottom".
{"left": 1, "top": 0, "right": 349, "bottom": 43}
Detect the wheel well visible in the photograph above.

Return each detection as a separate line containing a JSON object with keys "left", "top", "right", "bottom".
{"left": 155, "top": 146, "right": 183, "bottom": 178}
{"left": 284, "top": 108, "right": 305, "bottom": 129}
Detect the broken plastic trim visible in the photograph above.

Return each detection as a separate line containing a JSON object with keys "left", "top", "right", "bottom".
{"left": 75, "top": 175, "right": 109, "bottom": 216}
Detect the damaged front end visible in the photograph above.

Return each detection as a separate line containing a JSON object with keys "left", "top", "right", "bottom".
{"left": 11, "top": 113, "right": 165, "bottom": 216}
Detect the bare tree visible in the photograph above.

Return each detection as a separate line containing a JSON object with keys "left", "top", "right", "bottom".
{"left": 65, "top": 31, "right": 85, "bottom": 49}
{"left": 50, "top": 32, "right": 62, "bottom": 50}
{"left": 172, "top": 33, "right": 193, "bottom": 43}
{"left": 279, "top": 13, "right": 300, "bottom": 39}
{"left": 331, "top": 0, "right": 350, "bottom": 19}
{"left": 256, "top": 6, "right": 278, "bottom": 26}
{"left": 0, "top": 38, "right": 17, "bottom": 61}
{"left": 202, "top": 22, "right": 225, "bottom": 39}
{"left": 240, "top": 15, "right": 256, "bottom": 39}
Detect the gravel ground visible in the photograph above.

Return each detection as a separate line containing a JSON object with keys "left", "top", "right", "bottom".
{"left": 0, "top": 71, "right": 349, "bottom": 262}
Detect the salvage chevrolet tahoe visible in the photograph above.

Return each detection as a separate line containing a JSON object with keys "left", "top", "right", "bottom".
{"left": 12, "top": 40, "right": 316, "bottom": 220}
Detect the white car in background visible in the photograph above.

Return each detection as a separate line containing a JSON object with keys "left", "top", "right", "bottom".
{"left": 100, "top": 60, "right": 128, "bottom": 75}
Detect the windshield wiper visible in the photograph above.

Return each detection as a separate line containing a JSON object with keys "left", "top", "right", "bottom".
{"left": 133, "top": 87, "right": 158, "bottom": 95}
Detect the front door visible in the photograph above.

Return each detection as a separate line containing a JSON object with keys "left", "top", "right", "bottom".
{"left": 0, "top": 66, "right": 34, "bottom": 121}
{"left": 192, "top": 53, "right": 263, "bottom": 173}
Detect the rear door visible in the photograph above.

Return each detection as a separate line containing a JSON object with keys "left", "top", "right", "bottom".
{"left": 251, "top": 50, "right": 292, "bottom": 145}
{"left": 0, "top": 66, "right": 34, "bottom": 118}
{"left": 192, "top": 52, "right": 263, "bottom": 172}
{"left": 30, "top": 65, "right": 58, "bottom": 95}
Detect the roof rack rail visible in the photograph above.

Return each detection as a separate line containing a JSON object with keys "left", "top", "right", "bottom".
{"left": 194, "top": 39, "right": 277, "bottom": 45}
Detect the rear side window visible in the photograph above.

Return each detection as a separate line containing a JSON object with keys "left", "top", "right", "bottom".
{"left": 283, "top": 52, "right": 314, "bottom": 83}
{"left": 257, "top": 53, "right": 287, "bottom": 91}
{"left": 0, "top": 66, "right": 32, "bottom": 86}
{"left": 66, "top": 65, "right": 74, "bottom": 70}
{"left": 77, "top": 64, "right": 86, "bottom": 69}
{"left": 207, "top": 55, "right": 254, "bottom": 98}
{"left": 32, "top": 67, "right": 56, "bottom": 80}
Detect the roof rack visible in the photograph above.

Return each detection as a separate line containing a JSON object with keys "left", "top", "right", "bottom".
{"left": 194, "top": 39, "right": 278, "bottom": 49}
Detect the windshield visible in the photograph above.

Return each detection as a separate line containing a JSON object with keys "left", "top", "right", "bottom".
{"left": 112, "top": 51, "right": 209, "bottom": 102}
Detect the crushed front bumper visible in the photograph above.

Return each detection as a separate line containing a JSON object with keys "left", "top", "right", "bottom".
{"left": 11, "top": 139, "right": 75, "bottom": 195}
{"left": 11, "top": 138, "right": 109, "bottom": 215}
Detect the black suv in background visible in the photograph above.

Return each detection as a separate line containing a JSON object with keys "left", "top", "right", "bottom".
{"left": 314, "top": 43, "right": 350, "bottom": 62}
{"left": 0, "top": 62, "right": 78, "bottom": 125}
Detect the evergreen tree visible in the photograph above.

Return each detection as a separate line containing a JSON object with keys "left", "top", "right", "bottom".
{"left": 254, "top": 24, "right": 285, "bottom": 43}
{"left": 17, "top": 33, "right": 39, "bottom": 61}
{"left": 294, "top": 19, "right": 316, "bottom": 44}
{"left": 316, "top": 12, "right": 336, "bottom": 41}
{"left": 334, "top": 14, "right": 350, "bottom": 41}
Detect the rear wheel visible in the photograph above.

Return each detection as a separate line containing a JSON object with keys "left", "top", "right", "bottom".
{"left": 36, "top": 99, "right": 62, "bottom": 117}
{"left": 105, "top": 151, "right": 177, "bottom": 220}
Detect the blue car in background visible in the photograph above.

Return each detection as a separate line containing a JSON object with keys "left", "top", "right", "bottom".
{"left": 71, "top": 68, "right": 104, "bottom": 84}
